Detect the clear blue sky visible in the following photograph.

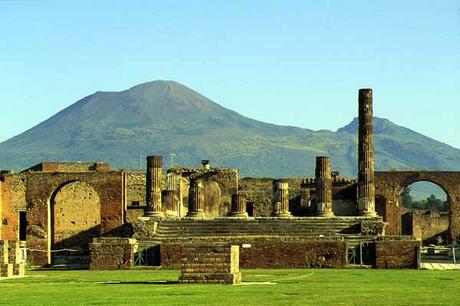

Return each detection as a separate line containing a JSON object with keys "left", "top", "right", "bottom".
{"left": 1, "top": 1, "right": 459, "bottom": 148}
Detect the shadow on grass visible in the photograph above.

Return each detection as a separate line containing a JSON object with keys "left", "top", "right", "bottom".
{"left": 97, "top": 281, "right": 180, "bottom": 285}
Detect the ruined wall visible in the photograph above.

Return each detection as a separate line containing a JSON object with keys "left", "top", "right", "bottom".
{"left": 25, "top": 162, "right": 110, "bottom": 172}
{"left": 52, "top": 181, "right": 101, "bottom": 249}
{"left": 124, "top": 171, "right": 147, "bottom": 207}
{"left": 89, "top": 238, "right": 136, "bottom": 270}
{"left": 169, "top": 167, "right": 238, "bottom": 217}
{"left": 375, "top": 237, "right": 420, "bottom": 269}
{"left": 375, "top": 171, "right": 460, "bottom": 241}
{"left": 157, "top": 240, "right": 346, "bottom": 269}
{"left": 402, "top": 211, "right": 449, "bottom": 244}
{"left": 240, "top": 241, "right": 346, "bottom": 268}
{"left": 0, "top": 173, "right": 27, "bottom": 241}
{"left": 239, "top": 178, "right": 357, "bottom": 217}
{"left": 25, "top": 171, "right": 124, "bottom": 266}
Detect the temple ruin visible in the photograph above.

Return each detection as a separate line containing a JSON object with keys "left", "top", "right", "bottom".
{"left": 1, "top": 88, "right": 459, "bottom": 271}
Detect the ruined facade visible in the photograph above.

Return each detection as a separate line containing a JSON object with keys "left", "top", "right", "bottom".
{"left": 1, "top": 89, "right": 459, "bottom": 270}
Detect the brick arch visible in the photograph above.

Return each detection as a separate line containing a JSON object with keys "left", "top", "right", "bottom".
{"left": 375, "top": 171, "right": 460, "bottom": 241}
{"left": 49, "top": 180, "right": 101, "bottom": 252}
{"left": 25, "top": 171, "right": 124, "bottom": 266}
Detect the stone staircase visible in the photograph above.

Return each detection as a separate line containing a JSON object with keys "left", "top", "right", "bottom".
{"left": 150, "top": 217, "right": 377, "bottom": 243}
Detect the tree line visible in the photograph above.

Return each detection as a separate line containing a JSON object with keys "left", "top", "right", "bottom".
{"left": 401, "top": 187, "right": 448, "bottom": 212}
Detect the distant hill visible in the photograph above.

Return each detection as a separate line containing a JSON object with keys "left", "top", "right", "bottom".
{"left": 1, "top": 80, "right": 459, "bottom": 177}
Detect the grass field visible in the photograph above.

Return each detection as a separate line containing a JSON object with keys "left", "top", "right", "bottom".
{"left": 0, "top": 269, "right": 459, "bottom": 305}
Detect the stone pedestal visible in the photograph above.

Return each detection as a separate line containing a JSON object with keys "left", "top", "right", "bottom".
{"left": 145, "top": 156, "right": 164, "bottom": 217}
{"left": 179, "top": 244, "right": 241, "bottom": 284}
{"left": 0, "top": 240, "right": 26, "bottom": 278}
{"left": 186, "top": 179, "right": 206, "bottom": 219}
{"left": 315, "top": 156, "right": 334, "bottom": 217}
{"left": 272, "top": 180, "right": 292, "bottom": 217}
{"left": 358, "top": 89, "right": 377, "bottom": 216}
{"left": 230, "top": 193, "right": 248, "bottom": 218}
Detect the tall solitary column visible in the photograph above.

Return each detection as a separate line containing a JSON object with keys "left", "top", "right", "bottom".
{"left": 272, "top": 180, "right": 292, "bottom": 217}
{"left": 315, "top": 156, "right": 334, "bottom": 217}
{"left": 358, "top": 89, "right": 377, "bottom": 216}
{"left": 230, "top": 193, "right": 248, "bottom": 218}
{"left": 186, "top": 179, "right": 206, "bottom": 219}
{"left": 145, "top": 155, "right": 164, "bottom": 217}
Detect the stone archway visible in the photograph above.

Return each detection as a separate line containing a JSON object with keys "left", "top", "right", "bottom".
{"left": 375, "top": 171, "right": 460, "bottom": 242}
{"left": 50, "top": 181, "right": 101, "bottom": 251}
{"left": 400, "top": 180, "right": 449, "bottom": 245}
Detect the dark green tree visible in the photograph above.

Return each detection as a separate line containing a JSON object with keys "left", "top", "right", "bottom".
{"left": 401, "top": 186, "right": 413, "bottom": 209}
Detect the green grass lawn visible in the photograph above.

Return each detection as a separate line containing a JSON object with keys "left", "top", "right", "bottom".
{"left": 0, "top": 269, "right": 459, "bottom": 306}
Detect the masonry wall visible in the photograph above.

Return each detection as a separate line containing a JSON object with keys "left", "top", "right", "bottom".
{"left": 25, "top": 171, "right": 124, "bottom": 266}
{"left": 375, "top": 171, "right": 460, "bottom": 241}
{"left": 26, "top": 162, "right": 110, "bottom": 172}
{"left": 0, "top": 173, "right": 27, "bottom": 241}
{"left": 125, "top": 171, "right": 147, "bottom": 208}
{"left": 239, "top": 178, "right": 357, "bottom": 217}
{"left": 375, "top": 238, "right": 420, "bottom": 269}
{"left": 157, "top": 240, "right": 347, "bottom": 269}
{"left": 89, "top": 238, "right": 136, "bottom": 270}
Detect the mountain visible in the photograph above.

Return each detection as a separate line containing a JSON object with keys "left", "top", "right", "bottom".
{"left": 1, "top": 80, "right": 459, "bottom": 177}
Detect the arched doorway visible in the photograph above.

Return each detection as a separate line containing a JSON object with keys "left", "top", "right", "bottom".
{"left": 50, "top": 181, "right": 101, "bottom": 266}
{"left": 400, "top": 181, "right": 449, "bottom": 245}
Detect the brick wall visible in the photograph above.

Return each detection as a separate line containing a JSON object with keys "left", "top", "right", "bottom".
{"left": 25, "top": 171, "right": 124, "bottom": 266}
{"left": 375, "top": 238, "right": 420, "bottom": 269}
{"left": 158, "top": 240, "right": 346, "bottom": 269}
{"left": 89, "top": 238, "right": 136, "bottom": 270}
{"left": 0, "top": 174, "right": 26, "bottom": 241}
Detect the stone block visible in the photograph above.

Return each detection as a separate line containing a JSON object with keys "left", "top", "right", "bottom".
{"left": 13, "top": 263, "right": 26, "bottom": 276}
{"left": 179, "top": 244, "right": 241, "bottom": 284}
{"left": 0, "top": 264, "right": 13, "bottom": 277}
{"left": 0, "top": 241, "right": 8, "bottom": 264}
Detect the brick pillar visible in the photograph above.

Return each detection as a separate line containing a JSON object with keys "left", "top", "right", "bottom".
{"left": 230, "top": 193, "right": 248, "bottom": 218}
{"left": 145, "top": 155, "right": 164, "bottom": 217}
{"left": 272, "top": 180, "right": 292, "bottom": 217}
{"left": 186, "top": 179, "right": 205, "bottom": 219}
{"left": 358, "top": 89, "right": 377, "bottom": 216}
{"left": 315, "top": 156, "right": 334, "bottom": 217}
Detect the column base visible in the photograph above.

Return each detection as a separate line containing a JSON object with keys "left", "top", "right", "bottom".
{"left": 360, "top": 211, "right": 377, "bottom": 217}
{"left": 229, "top": 212, "right": 249, "bottom": 219}
{"left": 272, "top": 212, "right": 292, "bottom": 218}
{"left": 144, "top": 209, "right": 164, "bottom": 218}
{"left": 316, "top": 211, "right": 335, "bottom": 217}
{"left": 186, "top": 211, "right": 206, "bottom": 219}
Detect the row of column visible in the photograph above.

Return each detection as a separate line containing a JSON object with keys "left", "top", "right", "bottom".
{"left": 146, "top": 89, "right": 377, "bottom": 219}
{"left": 144, "top": 155, "right": 336, "bottom": 219}
{"left": 143, "top": 155, "right": 248, "bottom": 219}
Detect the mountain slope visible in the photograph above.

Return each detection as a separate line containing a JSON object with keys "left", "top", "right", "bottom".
{"left": 1, "top": 80, "right": 459, "bottom": 177}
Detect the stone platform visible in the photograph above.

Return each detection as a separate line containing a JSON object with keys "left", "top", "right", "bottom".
{"left": 179, "top": 244, "right": 241, "bottom": 284}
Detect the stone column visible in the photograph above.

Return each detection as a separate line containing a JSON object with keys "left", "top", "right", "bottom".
{"left": 230, "top": 193, "right": 248, "bottom": 218}
{"left": 315, "top": 156, "right": 334, "bottom": 217}
{"left": 145, "top": 155, "right": 164, "bottom": 217}
{"left": 300, "top": 183, "right": 311, "bottom": 209}
{"left": 358, "top": 88, "right": 377, "bottom": 216}
{"left": 272, "top": 180, "right": 292, "bottom": 217}
{"left": 162, "top": 190, "right": 178, "bottom": 217}
{"left": 186, "top": 179, "right": 205, "bottom": 219}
